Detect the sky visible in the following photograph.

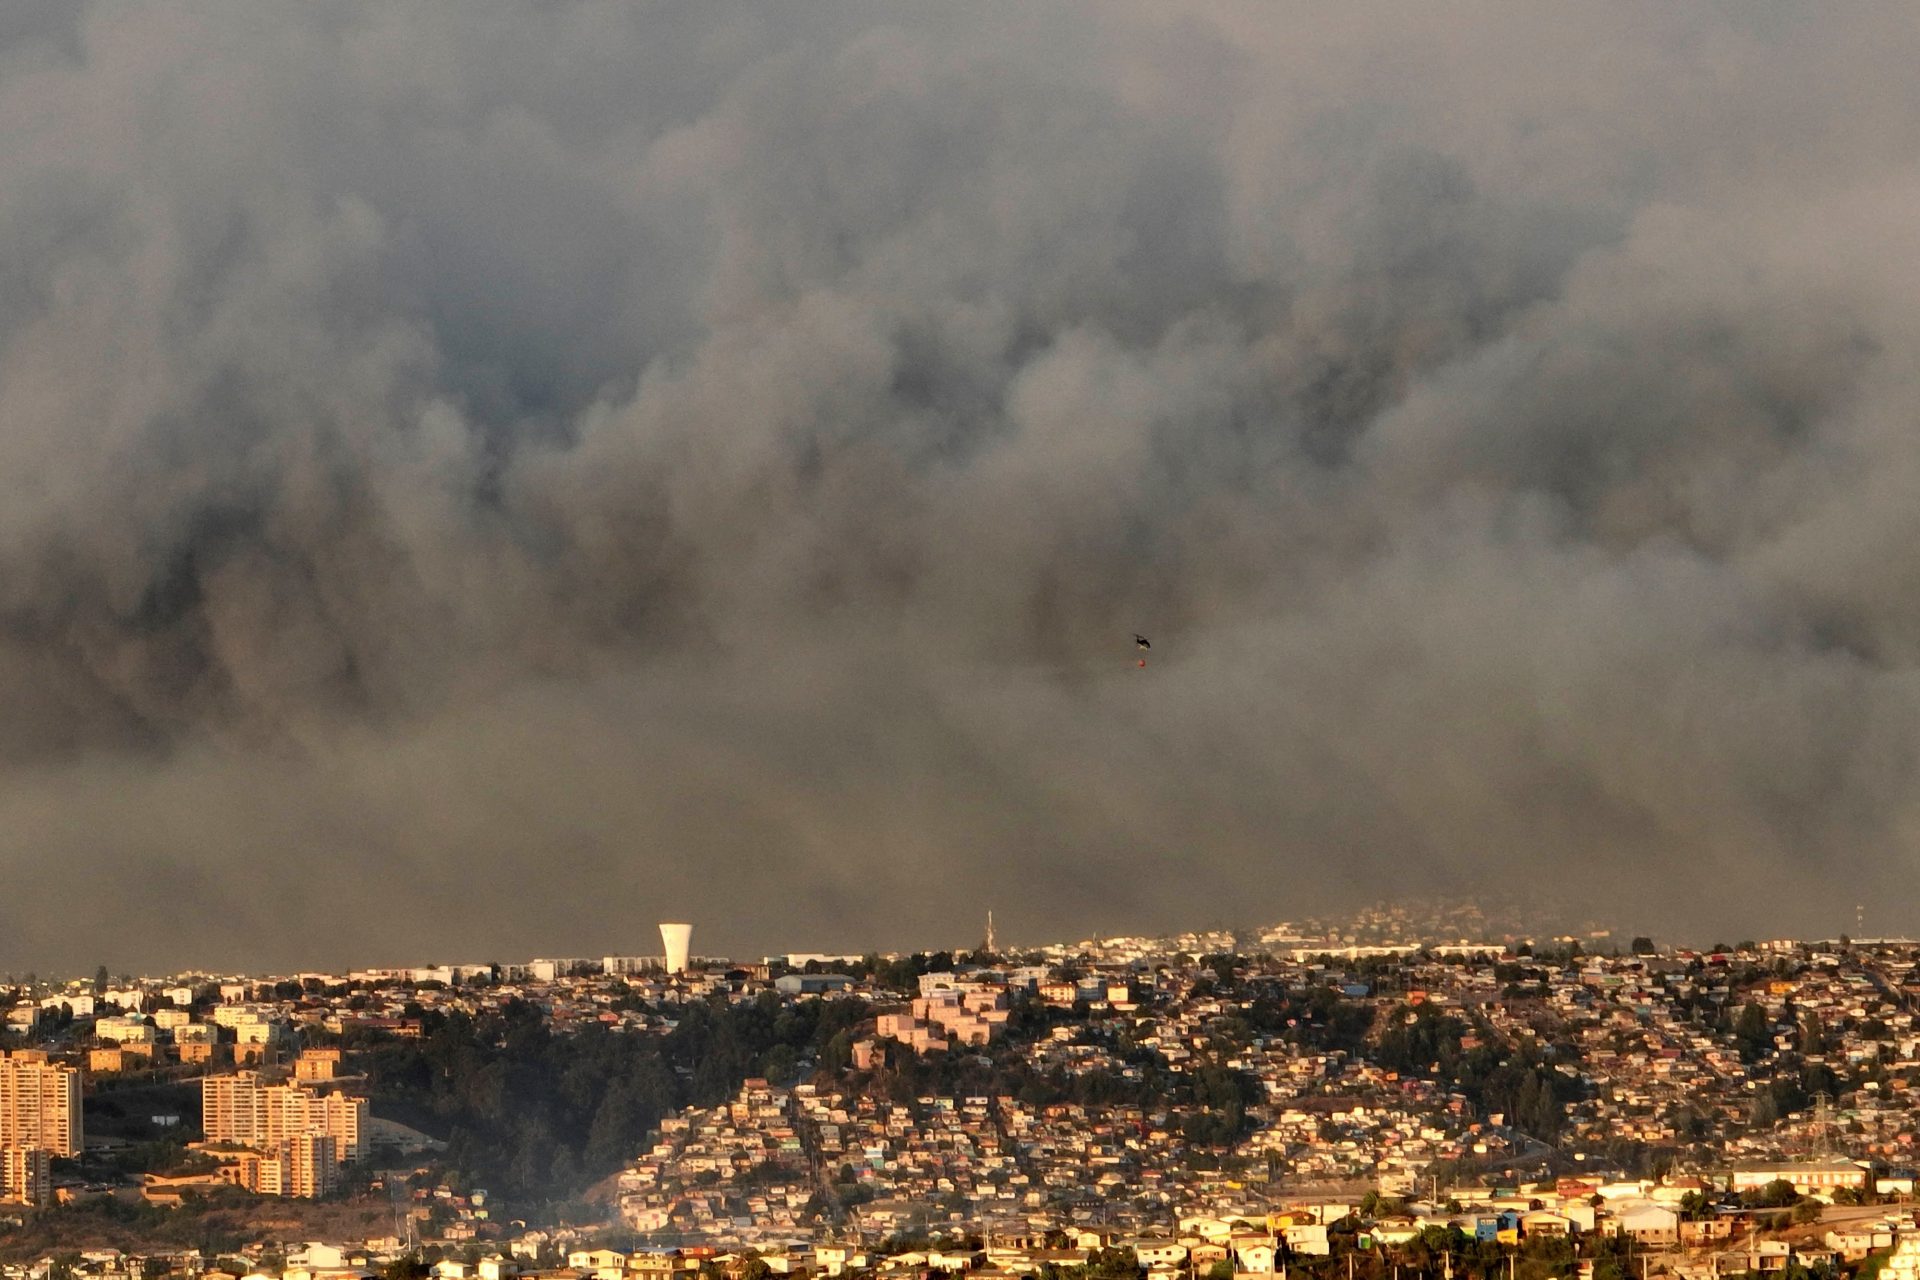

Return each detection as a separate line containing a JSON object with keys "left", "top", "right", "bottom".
{"left": 4, "top": 4, "right": 1920, "bottom": 974}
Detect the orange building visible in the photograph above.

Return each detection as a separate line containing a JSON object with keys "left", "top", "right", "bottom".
{"left": 0, "top": 1051, "right": 82, "bottom": 1157}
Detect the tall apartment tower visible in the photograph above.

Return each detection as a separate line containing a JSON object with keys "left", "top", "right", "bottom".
{"left": 202, "top": 1070, "right": 266, "bottom": 1145}
{"left": 659, "top": 922, "right": 693, "bottom": 975}
{"left": 0, "top": 1051, "right": 82, "bottom": 1157}
{"left": 202, "top": 1070, "right": 366, "bottom": 1164}
{"left": 0, "top": 1145, "right": 51, "bottom": 1207}
{"left": 307, "top": 1090, "right": 367, "bottom": 1163}
{"left": 261, "top": 1133, "right": 338, "bottom": 1199}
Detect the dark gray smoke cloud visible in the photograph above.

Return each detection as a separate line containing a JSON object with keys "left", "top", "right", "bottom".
{"left": 2, "top": 3, "right": 1919, "bottom": 972}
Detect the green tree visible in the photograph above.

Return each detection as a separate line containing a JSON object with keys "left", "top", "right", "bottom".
{"left": 1799, "top": 1014, "right": 1828, "bottom": 1056}
{"left": 1743, "top": 1179, "right": 1798, "bottom": 1209}
{"left": 383, "top": 1258, "right": 429, "bottom": 1280}
{"left": 1086, "top": 1248, "right": 1145, "bottom": 1280}
{"left": 583, "top": 1085, "right": 639, "bottom": 1173}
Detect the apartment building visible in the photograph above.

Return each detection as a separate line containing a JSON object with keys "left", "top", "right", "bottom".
{"left": 0, "top": 1145, "right": 51, "bottom": 1207}
{"left": 314, "top": 1089, "right": 365, "bottom": 1161}
{"left": 294, "top": 1047, "right": 342, "bottom": 1083}
{"left": 257, "top": 1134, "right": 340, "bottom": 1199}
{"left": 202, "top": 1070, "right": 366, "bottom": 1163}
{"left": 201, "top": 1070, "right": 264, "bottom": 1145}
{"left": 0, "top": 1051, "right": 82, "bottom": 1157}
{"left": 211, "top": 1133, "right": 340, "bottom": 1199}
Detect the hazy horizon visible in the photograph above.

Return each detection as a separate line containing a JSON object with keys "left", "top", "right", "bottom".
{"left": 5, "top": 4, "right": 1920, "bottom": 973}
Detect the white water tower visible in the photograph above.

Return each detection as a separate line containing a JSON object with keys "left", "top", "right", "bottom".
{"left": 659, "top": 921, "right": 693, "bottom": 975}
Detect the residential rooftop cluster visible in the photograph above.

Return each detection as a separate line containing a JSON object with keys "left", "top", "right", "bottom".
{"left": 6, "top": 912, "right": 1920, "bottom": 1280}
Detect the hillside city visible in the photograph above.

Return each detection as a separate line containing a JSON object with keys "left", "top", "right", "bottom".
{"left": 4, "top": 907, "right": 1920, "bottom": 1280}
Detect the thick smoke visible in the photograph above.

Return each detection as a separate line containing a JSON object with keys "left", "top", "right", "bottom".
{"left": 2, "top": 3, "right": 1919, "bottom": 971}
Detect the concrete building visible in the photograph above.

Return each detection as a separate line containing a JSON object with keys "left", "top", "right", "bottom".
{"left": 152, "top": 1008, "right": 193, "bottom": 1032}
{"left": 177, "top": 1026, "right": 226, "bottom": 1067}
{"left": 88, "top": 1044, "right": 156, "bottom": 1073}
{"left": 1875, "top": 1235, "right": 1920, "bottom": 1280}
{"left": 307, "top": 1089, "right": 367, "bottom": 1163}
{"left": 0, "top": 1145, "right": 50, "bottom": 1207}
{"left": 1728, "top": 1159, "right": 1872, "bottom": 1197}
{"left": 213, "top": 1134, "right": 339, "bottom": 1199}
{"left": 528, "top": 958, "right": 593, "bottom": 982}
{"left": 94, "top": 1015, "right": 154, "bottom": 1044}
{"left": 259, "top": 1133, "right": 339, "bottom": 1199}
{"left": 1609, "top": 1201, "right": 1680, "bottom": 1246}
{"left": 295, "top": 1048, "right": 342, "bottom": 1083}
{"left": 202, "top": 1071, "right": 366, "bottom": 1164}
{"left": 660, "top": 923, "right": 693, "bottom": 975}
{"left": 201, "top": 1070, "right": 263, "bottom": 1145}
{"left": 0, "top": 1051, "right": 83, "bottom": 1157}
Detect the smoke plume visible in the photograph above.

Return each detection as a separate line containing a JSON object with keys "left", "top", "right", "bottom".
{"left": 3, "top": 4, "right": 1920, "bottom": 971}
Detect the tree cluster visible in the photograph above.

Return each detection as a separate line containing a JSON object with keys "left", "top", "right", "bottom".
{"left": 356, "top": 993, "right": 869, "bottom": 1201}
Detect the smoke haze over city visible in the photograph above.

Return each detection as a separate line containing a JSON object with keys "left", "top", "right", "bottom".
{"left": 5, "top": 4, "right": 1920, "bottom": 971}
